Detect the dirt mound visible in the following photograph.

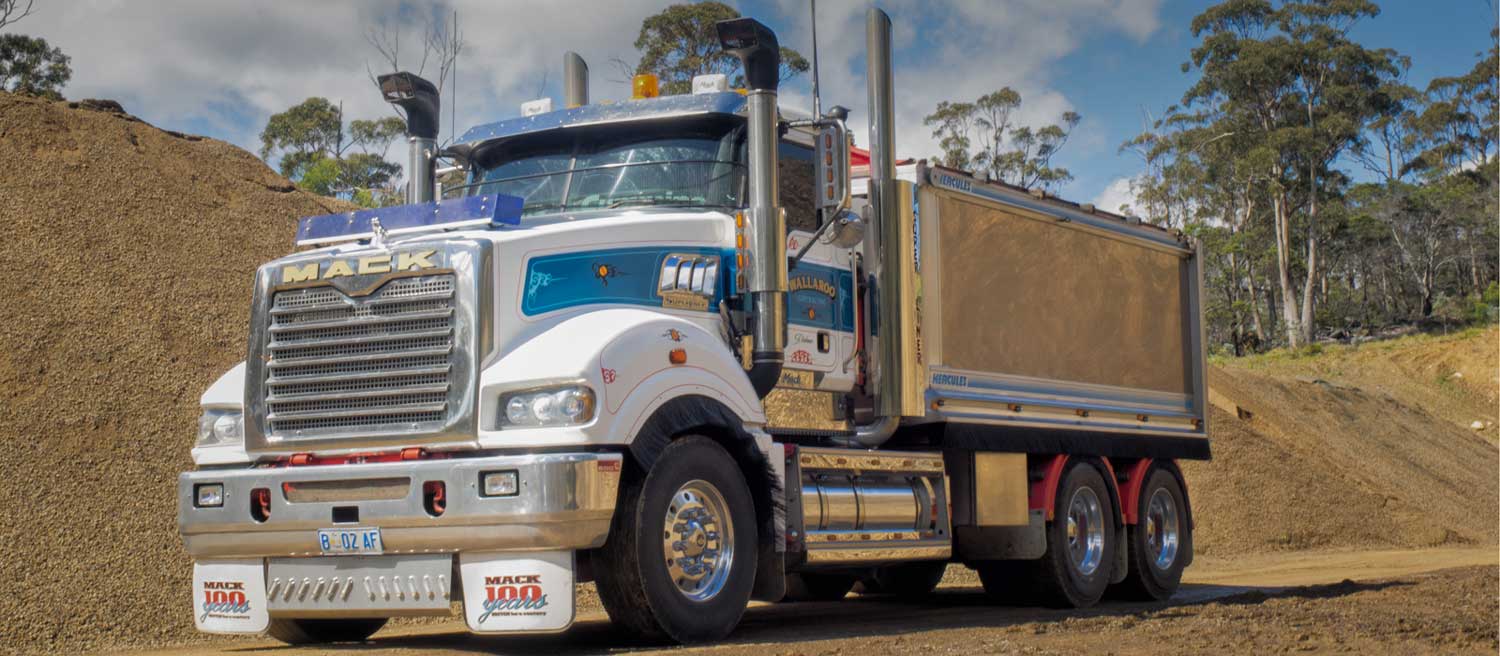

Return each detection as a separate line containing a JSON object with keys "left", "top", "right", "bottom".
{"left": 1185, "top": 336, "right": 1500, "bottom": 556}
{"left": 0, "top": 92, "right": 351, "bottom": 654}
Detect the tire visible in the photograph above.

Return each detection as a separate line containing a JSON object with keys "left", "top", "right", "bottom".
{"left": 979, "top": 460, "right": 1116, "bottom": 609}
{"left": 266, "top": 618, "right": 386, "bottom": 645}
{"left": 782, "top": 572, "right": 856, "bottom": 601}
{"left": 594, "top": 436, "right": 758, "bottom": 643}
{"left": 1111, "top": 467, "right": 1190, "bottom": 601}
{"left": 856, "top": 561, "right": 947, "bottom": 598}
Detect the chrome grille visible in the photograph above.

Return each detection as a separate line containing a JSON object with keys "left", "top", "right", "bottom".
{"left": 262, "top": 275, "right": 460, "bottom": 438}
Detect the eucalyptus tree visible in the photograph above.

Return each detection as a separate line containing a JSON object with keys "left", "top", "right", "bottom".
{"left": 1182, "top": 0, "right": 1403, "bottom": 346}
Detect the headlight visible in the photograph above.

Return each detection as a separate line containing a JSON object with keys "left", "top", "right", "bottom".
{"left": 196, "top": 409, "right": 244, "bottom": 447}
{"left": 499, "top": 385, "right": 595, "bottom": 428}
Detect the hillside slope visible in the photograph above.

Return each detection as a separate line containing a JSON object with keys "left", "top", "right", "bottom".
{"left": 1185, "top": 329, "right": 1499, "bottom": 556}
{"left": 0, "top": 93, "right": 351, "bottom": 653}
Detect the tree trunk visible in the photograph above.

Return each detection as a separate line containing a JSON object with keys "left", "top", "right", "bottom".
{"left": 1468, "top": 236, "right": 1481, "bottom": 293}
{"left": 1248, "top": 273, "right": 1266, "bottom": 342}
{"left": 1272, "top": 187, "right": 1302, "bottom": 347}
{"left": 1228, "top": 246, "right": 1244, "bottom": 356}
{"left": 1299, "top": 165, "right": 1319, "bottom": 346}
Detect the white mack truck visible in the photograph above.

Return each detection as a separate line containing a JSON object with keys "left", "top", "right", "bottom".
{"left": 178, "top": 9, "right": 1209, "bottom": 645}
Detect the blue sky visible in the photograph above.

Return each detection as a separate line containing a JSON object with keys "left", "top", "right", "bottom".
{"left": 11, "top": 0, "right": 1495, "bottom": 212}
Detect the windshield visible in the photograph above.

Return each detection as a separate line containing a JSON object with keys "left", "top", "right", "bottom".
{"left": 459, "top": 118, "right": 745, "bottom": 216}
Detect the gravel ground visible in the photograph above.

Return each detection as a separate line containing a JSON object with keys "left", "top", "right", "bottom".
{"left": 136, "top": 562, "right": 1499, "bottom": 656}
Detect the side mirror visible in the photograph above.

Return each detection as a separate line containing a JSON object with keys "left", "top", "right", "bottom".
{"left": 825, "top": 209, "right": 865, "bottom": 249}
{"left": 814, "top": 119, "right": 851, "bottom": 216}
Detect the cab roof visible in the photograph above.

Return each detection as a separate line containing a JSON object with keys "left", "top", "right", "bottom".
{"left": 456, "top": 91, "right": 748, "bottom": 147}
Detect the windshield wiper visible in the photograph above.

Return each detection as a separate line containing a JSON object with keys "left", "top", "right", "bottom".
{"left": 606, "top": 198, "right": 704, "bottom": 209}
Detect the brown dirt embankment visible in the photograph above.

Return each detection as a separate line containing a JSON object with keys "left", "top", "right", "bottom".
{"left": 0, "top": 92, "right": 351, "bottom": 654}
{"left": 1184, "top": 331, "right": 1499, "bottom": 556}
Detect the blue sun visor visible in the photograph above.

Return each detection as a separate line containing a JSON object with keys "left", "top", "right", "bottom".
{"left": 295, "top": 193, "right": 524, "bottom": 247}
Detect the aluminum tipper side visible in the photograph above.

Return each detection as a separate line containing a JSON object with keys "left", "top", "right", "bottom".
{"left": 176, "top": 8, "right": 1208, "bottom": 647}
{"left": 900, "top": 164, "right": 1209, "bottom": 454}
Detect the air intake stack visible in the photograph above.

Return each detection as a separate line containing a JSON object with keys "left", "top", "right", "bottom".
{"left": 377, "top": 72, "right": 441, "bottom": 205}
{"left": 717, "top": 17, "right": 786, "bottom": 397}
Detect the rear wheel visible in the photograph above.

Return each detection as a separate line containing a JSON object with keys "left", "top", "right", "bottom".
{"left": 856, "top": 561, "right": 947, "bottom": 598}
{"left": 266, "top": 618, "right": 386, "bottom": 645}
{"left": 1112, "top": 467, "right": 1190, "bottom": 600}
{"left": 594, "top": 437, "right": 758, "bottom": 643}
{"left": 978, "top": 461, "right": 1116, "bottom": 608}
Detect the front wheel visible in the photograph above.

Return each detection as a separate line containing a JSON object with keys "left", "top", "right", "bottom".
{"left": 594, "top": 436, "right": 758, "bottom": 643}
{"left": 266, "top": 618, "right": 386, "bottom": 645}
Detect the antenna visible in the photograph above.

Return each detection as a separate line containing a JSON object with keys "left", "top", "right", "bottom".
{"left": 810, "top": 0, "right": 821, "bottom": 118}
{"left": 450, "top": 8, "right": 457, "bottom": 146}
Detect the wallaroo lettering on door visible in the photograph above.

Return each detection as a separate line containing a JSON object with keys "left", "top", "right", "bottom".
{"left": 478, "top": 574, "right": 550, "bottom": 623}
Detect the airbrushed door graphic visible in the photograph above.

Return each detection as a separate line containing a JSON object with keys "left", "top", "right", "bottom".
{"left": 783, "top": 231, "right": 856, "bottom": 392}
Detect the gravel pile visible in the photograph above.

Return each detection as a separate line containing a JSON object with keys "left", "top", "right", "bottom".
{"left": 0, "top": 92, "right": 350, "bottom": 654}
{"left": 1184, "top": 363, "right": 1499, "bottom": 556}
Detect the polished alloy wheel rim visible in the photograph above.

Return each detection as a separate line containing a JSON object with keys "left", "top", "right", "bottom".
{"left": 1145, "top": 487, "right": 1180, "bottom": 571}
{"left": 1066, "top": 486, "right": 1105, "bottom": 576}
{"left": 662, "top": 479, "right": 734, "bottom": 601}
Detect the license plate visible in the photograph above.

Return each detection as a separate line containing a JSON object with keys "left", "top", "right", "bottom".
{"left": 317, "top": 527, "right": 383, "bottom": 555}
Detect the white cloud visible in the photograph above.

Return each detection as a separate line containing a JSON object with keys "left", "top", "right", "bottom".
{"left": 10, "top": 0, "right": 1165, "bottom": 179}
{"left": 10, "top": 0, "right": 667, "bottom": 154}
{"left": 1092, "top": 176, "right": 1139, "bottom": 215}
{"left": 771, "top": 0, "right": 1165, "bottom": 164}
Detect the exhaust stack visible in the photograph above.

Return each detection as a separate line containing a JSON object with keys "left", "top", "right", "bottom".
{"left": 378, "top": 72, "right": 441, "bottom": 205}
{"left": 717, "top": 17, "right": 785, "bottom": 397}
{"left": 564, "top": 52, "right": 589, "bottom": 108}
{"left": 866, "top": 8, "right": 903, "bottom": 420}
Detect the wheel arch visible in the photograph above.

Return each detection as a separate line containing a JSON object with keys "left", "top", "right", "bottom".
{"left": 1030, "top": 454, "right": 1125, "bottom": 529}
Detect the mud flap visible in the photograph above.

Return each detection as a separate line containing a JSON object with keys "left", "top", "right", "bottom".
{"left": 460, "top": 551, "right": 575, "bottom": 634}
{"left": 192, "top": 559, "right": 268, "bottom": 634}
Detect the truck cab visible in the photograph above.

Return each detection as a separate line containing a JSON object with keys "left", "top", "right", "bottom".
{"left": 179, "top": 10, "right": 1207, "bottom": 646}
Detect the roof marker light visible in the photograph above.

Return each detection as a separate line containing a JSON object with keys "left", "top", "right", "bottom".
{"left": 632, "top": 74, "right": 660, "bottom": 99}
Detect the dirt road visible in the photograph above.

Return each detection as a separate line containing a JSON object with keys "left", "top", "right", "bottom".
{"left": 133, "top": 547, "right": 1497, "bottom": 656}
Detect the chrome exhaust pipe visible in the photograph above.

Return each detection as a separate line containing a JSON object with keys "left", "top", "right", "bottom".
{"left": 866, "top": 8, "right": 902, "bottom": 422}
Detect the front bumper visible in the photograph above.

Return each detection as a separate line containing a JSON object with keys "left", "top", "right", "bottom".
{"left": 178, "top": 452, "right": 621, "bottom": 559}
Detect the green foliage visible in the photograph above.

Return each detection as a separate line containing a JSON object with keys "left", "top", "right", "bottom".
{"left": 0, "top": 33, "right": 70, "bottom": 99}
{"left": 259, "top": 98, "right": 344, "bottom": 178}
{"left": 259, "top": 98, "right": 405, "bottom": 204}
{"left": 296, "top": 156, "right": 342, "bottom": 197}
{"left": 348, "top": 117, "right": 406, "bottom": 156}
{"left": 1405, "top": 28, "right": 1498, "bottom": 177}
{"left": 1474, "top": 283, "right": 1500, "bottom": 324}
{"left": 921, "top": 87, "right": 1081, "bottom": 191}
{"left": 631, "top": 1, "right": 808, "bottom": 95}
{"left": 1125, "top": 0, "right": 1485, "bottom": 353}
